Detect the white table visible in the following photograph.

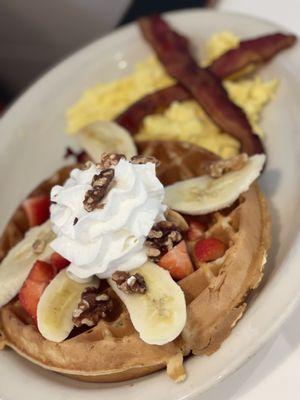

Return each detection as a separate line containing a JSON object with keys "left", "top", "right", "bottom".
{"left": 202, "top": 3, "right": 300, "bottom": 399}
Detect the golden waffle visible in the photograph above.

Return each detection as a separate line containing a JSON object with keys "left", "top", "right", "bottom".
{"left": 137, "top": 140, "right": 219, "bottom": 185}
{"left": 0, "top": 143, "right": 270, "bottom": 382}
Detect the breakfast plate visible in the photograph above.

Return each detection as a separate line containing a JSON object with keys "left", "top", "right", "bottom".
{"left": 0, "top": 8, "right": 300, "bottom": 400}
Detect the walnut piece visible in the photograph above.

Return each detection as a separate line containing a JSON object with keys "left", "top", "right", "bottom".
{"left": 208, "top": 154, "right": 248, "bottom": 178}
{"left": 72, "top": 287, "right": 113, "bottom": 328}
{"left": 83, "top": 168, "right": 114, "bottom": 212}
{"left": 32, "top": 239, "right": 46, "bottom": 254}
{"left": 112, "top": 271, "right": 147, "bottom": 294}
{"left": 97, "top": 153, "right": 125, "bottom": 169}
{"left": 130, "top": 155, "right": 160, "bottom": 166}
{"left": 145, "top": 221, "right": 182, "bottom": 261}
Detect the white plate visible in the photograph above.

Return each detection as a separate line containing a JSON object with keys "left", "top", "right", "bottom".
{"left": 0, "top": 9, "right": 300, "bottom": 400}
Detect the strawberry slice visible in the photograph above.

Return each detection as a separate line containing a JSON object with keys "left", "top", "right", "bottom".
{"left": 186, "top": 220, "right": 206, "bottom": 242}
{"left": 50, "top": 252, "right": 70, "bottom": 272}
{"left": 159, "top": 240, "right": 194, "bottom": 280}
{"left": 22, "top": 195, "right": 50, "bottom": 227}
{"left": 194, "top": 238, "right": 226, "bottom": 263}
{"left": 19, "top": 260, "right": 56, "bottom": 322}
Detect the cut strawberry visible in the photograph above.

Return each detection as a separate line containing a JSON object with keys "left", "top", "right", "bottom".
{"left": 186, "top": 220, "right": 206, "bottom": 242}
{"left": 22, "top": 195, "right": 50, "bottom": 227}
{"left": 158, "top": 240, "right": 194, "bottom": 280}
{"left": 194, "top": 238, "right": 226, "bottom": 263}
{"left": 50, "top": 252, "right": 70, "bottom": 272}
{"left": 19, "top": 260, "right": 56, "bottom": 322}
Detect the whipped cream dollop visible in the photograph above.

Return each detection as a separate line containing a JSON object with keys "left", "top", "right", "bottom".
{"left": 50, "top": 159, "right": 166, "bottom": 279}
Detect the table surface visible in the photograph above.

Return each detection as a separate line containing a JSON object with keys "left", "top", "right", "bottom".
{"left": 203, "top": 4, "right": 300, "bottom": 400}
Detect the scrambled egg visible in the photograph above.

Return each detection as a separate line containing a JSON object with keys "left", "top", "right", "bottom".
{"left": 67, "top": 31, "right": 278, "bottom": 158}
{"left": 201, "top": 31, "right": 240, "bottom": 67}
{"left": 67, "top": 58, "right": 174, "bottom": 133}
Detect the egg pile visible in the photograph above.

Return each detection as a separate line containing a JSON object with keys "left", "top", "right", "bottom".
{"left": 67, "top": 31, "right": 278, "bottom": 158}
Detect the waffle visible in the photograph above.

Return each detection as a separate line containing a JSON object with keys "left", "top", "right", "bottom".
{"left": 137, "top": 140, "right": 220, "bottom": 185}
{"left": 0, "top": 143, "right": 270, "bottom": 382}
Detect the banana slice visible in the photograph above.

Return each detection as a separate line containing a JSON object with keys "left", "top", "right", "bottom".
{"left": 76, "top": 121, "right": 137, "bottom": 162}
{"left": 108, "top": 262, "right": 186, "bottom": 345}
{"left": 164, "top": 154, "right": 265, "bottom": 215}
{"left": 37, "top": 269, "right": 98, "bottom": 342}
{"left": 0, "top": 220, "right": 55, "bottom": 308}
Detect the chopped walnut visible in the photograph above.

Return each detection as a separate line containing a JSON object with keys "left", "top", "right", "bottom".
{"left": 32, "top": 239, "right": 46, "bottom": 254}
{"left": 145, "top": 221, "right": 182, "bottom": 261}
{"left": 130, "top": 155, "right": 160, "bottom": 166}
{"left": 72, "top": 287, "right": 113, "bottom": 328}
{"left": 83, "top": 168, "right": 114, "bottom": 212}
{"left": 97, "top": 153, "right": 125, "bottom": 169}
{"left": 208, "top": 154, "right": 248, "bottom": 178}
{"left": 112, "top": 271, "right": 147, "bottom": 294}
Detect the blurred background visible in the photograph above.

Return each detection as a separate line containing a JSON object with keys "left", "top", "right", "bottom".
{"left": 0, "top": 0, "right": 297, "bottom": 107}
{"left": 0, "top": 0, "right": 208, "bottom": 108}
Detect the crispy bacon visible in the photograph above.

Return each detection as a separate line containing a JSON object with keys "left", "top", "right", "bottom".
{"left": 116, "top": 31, "right": 296, "bottom": 135}
{"left": 209, "top": 32, "right": 296, "bottom": 79}
{"left": 116, "top": 84, "right": 189, "bottom": 134}
{"left": 138, "top": 15, "right": 264, "bottom": 155}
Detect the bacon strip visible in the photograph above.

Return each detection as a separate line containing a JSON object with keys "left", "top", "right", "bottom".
{"left": 116, "top": 84, "right": 189, "bottom": 134}
{"left": 116, "top": 31, "right": 296, "bottom": 134}
{"left": 209, "top": 32, "right": 296, "bottom": 79}
{"left": 138, "top": 15, "right": 265, "bottom": 155}
{"left": 117, "top": 18, "right": 296, "bottom": 154}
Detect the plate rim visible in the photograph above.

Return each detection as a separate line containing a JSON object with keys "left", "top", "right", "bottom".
{"left": 0, "top": 8, "right": 300, "bottom": 399}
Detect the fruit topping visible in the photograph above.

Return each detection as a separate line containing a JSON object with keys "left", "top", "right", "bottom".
{"left": 194, "top": 238, "right": 226, "bottom": 263}
{"left": 108, "top": 261, "right": 186, "bottom": 345}
{"left": 75, "top": 121, "right": 137, "bottom": 163}
{"left": 22, "top": 195, "right": 50, "bottom": 227}
{"left": 164, "top": 154, "right": 265, "bottom": 215}
{"left": 0, "top": 221, "right": 55, "bottom": 309}
{"left": 159, "top": 240, "right": 194, "bottom": 280}
{"left": 37, "top": 269, "right": 99, "bottom": 342}
{"left": 50, "top": 252, "right": 70, "bottom": 272}
{"left": 19, "top": 260, "right": 56, "bottom": 322}
{"left": 186, "top": 220, "right": 206, "bottom": 242}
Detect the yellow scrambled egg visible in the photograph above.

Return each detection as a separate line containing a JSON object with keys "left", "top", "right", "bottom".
{"left": 67, "top": 31, "right": 278, "bottom": 158}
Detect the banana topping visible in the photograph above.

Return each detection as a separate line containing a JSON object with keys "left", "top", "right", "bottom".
{"left": 37, "top": 269, "right": 98, "bottom": 342}
{"left": 75, "top": 120, "right": 137, "bottom": 162}
{"left": 0, "top": 221, "right": 55, "bottom": 308}
{"left": 164, "top": 154, "right": 265, "bottom": 215}
{"left": 108, "top": 261, "right": 186, "bottom": 345}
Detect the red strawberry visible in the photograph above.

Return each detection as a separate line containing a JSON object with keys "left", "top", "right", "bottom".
{"left": 22, "top": 195, "right": 50, "bottom": 227}
{"left": 159, "top": 240, "right": 194, "bottom": 280}
{"left": 19, "top": 260, "right": 56, "bottom": 322}
{"left": 194, "top": 238, "right": 226, "bottom": 263}
{"left": 186, "top": 220, "right": 206, "bottom": 242}
{"left": 50, "top": 252, "right": 70, "bottom": 272}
